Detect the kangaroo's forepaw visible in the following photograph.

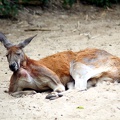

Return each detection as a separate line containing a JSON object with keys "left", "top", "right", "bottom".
{"left": 46, "top": 92, "right": 63, "bottom": 100}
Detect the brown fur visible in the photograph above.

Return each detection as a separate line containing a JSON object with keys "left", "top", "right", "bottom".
{"left": 8, "top": 48, "right": 120, "bottom": 97}
{"left": 38, "top": 51, "right": 76, "bottom": 85}
{"left": 72, "top": 48, "right": 120, "bottom": 86}
{"left": 7, "top": 48, "right": 76, "bottom": 98}
{"left": 0, "top": 32, "right": 120, "bottom": 99}
{"left": 78, "top": 49, "right": 120, "bottom": 82}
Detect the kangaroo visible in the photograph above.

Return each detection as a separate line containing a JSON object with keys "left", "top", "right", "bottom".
{"left": 0, "top": 32, "right": 76, "bottom": 99}
{"left": 0, "top": 32, "right": 120, "bottom": 100}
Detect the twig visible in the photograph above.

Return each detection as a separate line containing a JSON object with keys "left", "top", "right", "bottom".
{"left": 24, "top": 28, "right": 57, "bottom": 32}
{"left": 91, "top": 35, "right": 100, "bottom": 39}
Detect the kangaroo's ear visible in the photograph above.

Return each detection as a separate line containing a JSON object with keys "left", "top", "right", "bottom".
{"left": 17, "top": 35, "right": 37, "bottom": 48}
{"left": 0, "top": 32, "right": 13, "bottom": 49}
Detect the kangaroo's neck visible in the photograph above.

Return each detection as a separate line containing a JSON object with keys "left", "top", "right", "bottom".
{"left": 20, "top": 54, "right": 38, "bottom": 69}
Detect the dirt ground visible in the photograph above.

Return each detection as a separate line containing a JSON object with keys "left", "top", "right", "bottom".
{"left": 0, "top": 4, "right": 120, "bottom": 120}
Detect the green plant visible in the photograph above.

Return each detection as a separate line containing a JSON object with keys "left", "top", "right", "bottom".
{"left": 0, "top": 0, "right": 120, "bottom": 18}
{"left": 89, "top": 0, "right": 111, "bottom": 7}
{"left": 63, "top": 0, "right": 76, "bottom": 7}
{"left": 0, "top": 0, "right": 19, "bottom": 17}
{"left": 41, "top": 0, "right": 49, "bottom": 4}
{"left": 81, "top": 0, "right": 120, "bottom": 7}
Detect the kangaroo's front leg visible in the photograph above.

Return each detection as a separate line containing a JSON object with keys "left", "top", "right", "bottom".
{"left": 36, "top": 65, "right": 65, "bottom": 100}
{"left": 8, "top": 69, "right": 38, "bottom": 97}
{"left": 10, "top": 90, "right": 37, "bottom": 97}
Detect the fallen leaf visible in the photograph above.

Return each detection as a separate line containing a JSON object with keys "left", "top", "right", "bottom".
{"left": 77, "top": 106, "right": 84, "bottom": 109}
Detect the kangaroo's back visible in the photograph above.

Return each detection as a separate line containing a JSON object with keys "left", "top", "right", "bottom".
{"left": 75, "top": 49, "right": 113, "bottom": 66}
{"left": 76, "top": 49, "right": 120, "bottom": 73}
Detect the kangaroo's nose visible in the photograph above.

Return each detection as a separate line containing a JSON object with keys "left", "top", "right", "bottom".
{"left": 9, "top": 62, "right": 17, "bottom": 71}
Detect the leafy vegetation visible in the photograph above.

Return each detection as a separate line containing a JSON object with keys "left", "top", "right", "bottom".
{"left": 0, "top": 0, "right": 19, "bottom": 17}
{"left": 63, "top": 0, "right": 120, "bottom": 7}
{"left": 76, "top": 106, "right": 84, "bottom": 109}
{"left": 0, "top": 0, "right": 120, "bottom": 18}
{"left": 63, "top": 0, "right": 76, "bottom": 7}
{"left": 82, "top": 0, "right": 120, "bottom": 7}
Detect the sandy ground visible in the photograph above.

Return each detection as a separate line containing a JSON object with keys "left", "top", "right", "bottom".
{"left": 0, "top": 4, "right": 120, "bottom": 120}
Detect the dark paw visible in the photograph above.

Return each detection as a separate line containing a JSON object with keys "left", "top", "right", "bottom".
{"left": 45, "top": 92, "right": 63, "bottom": 100}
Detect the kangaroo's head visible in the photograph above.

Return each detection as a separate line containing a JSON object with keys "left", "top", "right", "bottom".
{"left": 0, "top": 32, "right": 36, "bottom": 72}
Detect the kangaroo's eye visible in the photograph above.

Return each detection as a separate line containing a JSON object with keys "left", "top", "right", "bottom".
{"left": 16, "top": 53, "right": 21, "bottom": 56}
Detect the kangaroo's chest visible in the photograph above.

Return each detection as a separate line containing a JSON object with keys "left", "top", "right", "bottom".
{"left": 17, "top": 68, "right": 49, "bottom": 90}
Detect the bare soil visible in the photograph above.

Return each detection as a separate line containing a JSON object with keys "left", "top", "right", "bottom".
{"left": 0, "top": 4, "right": 120, "bottom": 120}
